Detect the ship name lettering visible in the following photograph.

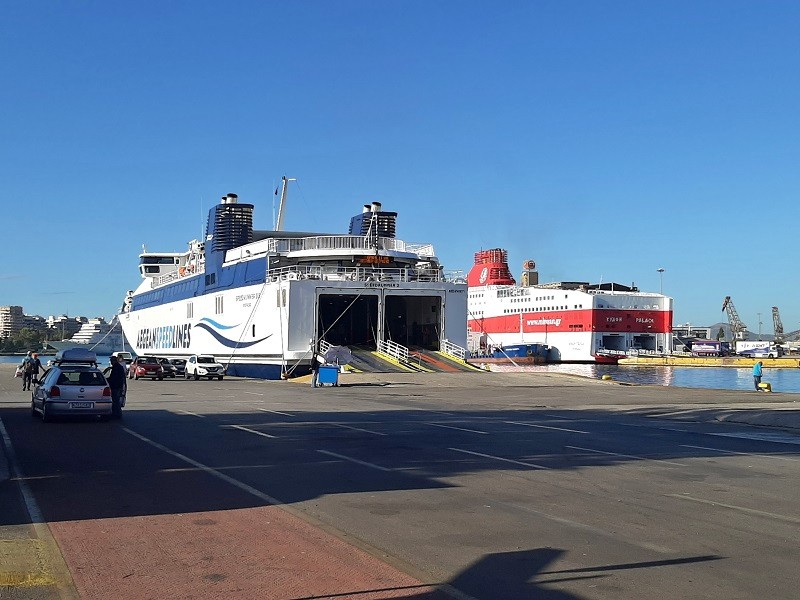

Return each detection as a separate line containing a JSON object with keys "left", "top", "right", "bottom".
{"left": 607, "top": 317, "right": 622, "bottom": 323}
{"left": 365, "top": 282, "right": 400, "bottom": 288}
{"left": 636, "top": 317, "right": 654, "bottom": 324}
{"left": 137, "top": 323, "right": 192, "bottom": 350}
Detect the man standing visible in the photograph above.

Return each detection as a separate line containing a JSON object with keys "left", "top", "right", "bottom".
{"left": 21, "top": 351, "right": 34, "bottom": 391}
{"left": 753, "top": 361, "right": 763, "bottom": 391}
{"left": 107, "top": 355, "right": 126, "bottom": 419}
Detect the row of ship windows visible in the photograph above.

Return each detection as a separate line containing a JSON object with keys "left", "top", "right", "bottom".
{"left": 502, "top": 305, "right": 582, "bottom": 313}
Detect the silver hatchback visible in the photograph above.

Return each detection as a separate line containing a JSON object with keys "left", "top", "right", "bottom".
{"left": 31, "top": 349, "right": 113, "bottom": 422}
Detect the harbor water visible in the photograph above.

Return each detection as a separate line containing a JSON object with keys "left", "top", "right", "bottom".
{"left": 3, "top": 354, "right": 799, "bottom": 394}
{"left": 488, "top": 363, "right": 800, "bottom": 394}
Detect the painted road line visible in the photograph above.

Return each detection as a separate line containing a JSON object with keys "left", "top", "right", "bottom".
{"left": 566, "top": 445, "right": 688, "bottom": 467}
{"left": 708, "top": 431, "right": 800, "bottom": 446}
{"left": 505, "top": 421, "right": 590, "bottom": 434}
{"left": 228, "top": 425, "right": 277, "bottom": 439}
{"left": 175, "top": 410, "right": 205, "bottom": 418}
{"left": 680, "top": 444, "right": 800, "bottom": 463}
{"left": 614, "top": 422, "right": 690, "bottom": 434}
{"left": 242, "top": 391, "right": 265, "bottom": 396}
{"left": 0, "top": 417, "right": 75, "bottom": 593}
{"left": 257, "top": 408, "right": 294, "bottom": 417}
{"left": 448, "top": 448, "right": 549, "bottom": 470}
{"left": 666, "top": 494, "right": 800, "bottom": 525}
{"left": 331, "top": 423, "right": 387, "bottom": 436}
{"left": 424, "top": 422, "right": 488, "bottom": 434}
{"left": 124, "top": 428, "right": 284, "bottom": 504}
{"left": 317, "top": 450, "right": 392, "bottom": 472}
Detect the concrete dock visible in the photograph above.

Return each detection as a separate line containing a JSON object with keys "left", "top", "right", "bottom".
{"left": 2, "top": 363, "right": 800, "bottom": 599}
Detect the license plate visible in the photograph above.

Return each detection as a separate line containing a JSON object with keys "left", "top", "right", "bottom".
{"left": 70, "top": 402, "right": 94, "bottom": 409}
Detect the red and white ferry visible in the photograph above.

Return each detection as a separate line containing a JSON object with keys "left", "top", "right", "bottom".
{"left": 467, "top": 249, "right": 673, "bottom": 363}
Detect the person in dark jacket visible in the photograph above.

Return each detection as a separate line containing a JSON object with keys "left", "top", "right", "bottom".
{"left": 107, "top": 355, "right": 126, "bottom": 418}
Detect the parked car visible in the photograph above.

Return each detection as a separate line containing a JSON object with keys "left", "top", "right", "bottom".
{"left": 169, "top": 358, "right": 186, "bottom": 377}
{"left": 111, "top": 351, "right": 134, "bottom": 366}
{"left": 129, "top": 356, "right": 164, "bottom": 380}
{"left": 185, "top": 355, "right": 225, "bottom": 380}
{"left": 157, "top": 357, "right": 178, "bottom": 378}
{"left": 31, "top": 348, "right": 114, "bottom": 422}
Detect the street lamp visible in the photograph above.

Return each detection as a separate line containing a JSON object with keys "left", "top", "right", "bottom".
{"left": 656, "top": 268, "right": 665, "bottom": 295}
{"left": 757, "top": 312, "right": 762, "bottom": 339}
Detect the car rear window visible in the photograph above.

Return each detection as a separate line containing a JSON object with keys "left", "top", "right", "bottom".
{"left": 56, "top": 370, "right": 107, "bottom": 386}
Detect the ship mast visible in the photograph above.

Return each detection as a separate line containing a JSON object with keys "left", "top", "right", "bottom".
{"left": 275, "top": 176, "right": 296, "bottom": 231}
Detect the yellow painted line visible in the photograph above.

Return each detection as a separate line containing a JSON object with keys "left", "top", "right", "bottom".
{"left": 434, "top": 351, "right": 484, "bottom": 371}
{"left": 0, "top": 539, "right": 56, "bottom": 587}
{"left": 374, "top": 351, "right": 418, "bottom": 372}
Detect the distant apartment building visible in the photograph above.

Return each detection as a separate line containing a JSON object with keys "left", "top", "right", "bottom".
{"left": 0, "top": 305, "right": 24, "bottom": 338}
{"left": 22, "top": 314, "right": 47, "bottom": 332}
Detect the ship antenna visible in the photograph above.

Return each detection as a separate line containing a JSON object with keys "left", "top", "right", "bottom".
{"left": 275, "top": 176, "right": 296, "bottom": 231}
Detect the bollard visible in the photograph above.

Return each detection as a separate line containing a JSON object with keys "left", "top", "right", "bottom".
{"left": 601, "top": 374, "right": 612, "bottom": 381}
{"left": 758, "top": 382, "right": 772, "bottom": 393}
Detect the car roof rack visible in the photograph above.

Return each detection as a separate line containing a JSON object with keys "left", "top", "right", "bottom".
{"left": 55, "top": 347, "right": 98, "bottom": 366}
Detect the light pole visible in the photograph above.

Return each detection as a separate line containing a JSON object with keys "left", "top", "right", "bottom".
{"left": 757, "top": 312, "right": 762, "bottom": 340}
{"left": 656, "top": 268, "right": 665, "bottom": 295}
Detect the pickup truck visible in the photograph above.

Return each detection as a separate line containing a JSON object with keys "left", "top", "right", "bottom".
{"left": 185, "top": 355, "right": 225, "bottom": 380}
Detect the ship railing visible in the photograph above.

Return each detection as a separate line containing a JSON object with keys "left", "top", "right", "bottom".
{"left": 377, "top": 339, "right": 409, "bottom": 362}
{"left": 441, "top": 339, "right": 467, "bottom": 360}
{"left": 264, "top": 235, "right": 435, "bottom": 257}
{"left": 150, "top": 262, "right": 205, "bottom": 289}
{"left": 317, "top": 339, "right": 333, "bottom": 355}
{"left": 266, "top": 265, "right": 446, "bottom": 284}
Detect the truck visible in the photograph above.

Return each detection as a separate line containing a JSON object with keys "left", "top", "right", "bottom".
{"left": 734, "top": 341, "right": 782, "bottom": 358}
{"left": 690, "top": 340, "right": 730, "bottom": 357}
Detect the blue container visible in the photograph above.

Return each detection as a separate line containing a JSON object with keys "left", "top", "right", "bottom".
{"left": 317, "top": 365, "right": 339, "bottom": 386}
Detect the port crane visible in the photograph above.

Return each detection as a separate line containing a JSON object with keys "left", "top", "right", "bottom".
{"left": 721, "top": 296, "right": 747, "bottom": 340}
{"left": 772, "top": 306, "right": 784, "bottom": 344}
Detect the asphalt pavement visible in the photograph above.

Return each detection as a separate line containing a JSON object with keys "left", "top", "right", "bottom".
{"left": 2, "top": 365, "right": 800, "bottom": 599}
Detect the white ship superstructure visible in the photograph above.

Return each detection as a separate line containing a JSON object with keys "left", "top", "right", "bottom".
{"left": 119, "top": 188, "right": 467, "bottom": 379}
{"left": 48, "top": 317, "right": 129, "bottom": 355}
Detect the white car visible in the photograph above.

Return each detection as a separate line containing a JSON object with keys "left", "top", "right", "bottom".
{"left": 185, "top": 355, "right": 225, "bottom": 380}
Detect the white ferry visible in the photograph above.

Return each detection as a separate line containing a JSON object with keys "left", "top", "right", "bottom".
{"left": 119, "top": 184, "right": 468, "bottom": 378}
{"left": 467, "top": 249, "right": 673, "bottom": 363}
{"left": 48, "top": 317, "right": 129, "bottom": 356}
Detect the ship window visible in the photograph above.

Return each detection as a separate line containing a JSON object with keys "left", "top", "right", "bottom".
{"left": 145, "top": 266, "right": 160, "bottom": 274}
{"left": 215, "top": 296, "right": 223, "bottom": 314}
{"left": 187, "top": 303, "right": 193, "bottom": 319}
{"left": 277, "top": 290, "right": 281, "bottom": 307}
{"left": 282, "top": 289, "right": 287, "bottom": 307}
{"left": 252, "top": 324, "right": 256, "bottom": 337}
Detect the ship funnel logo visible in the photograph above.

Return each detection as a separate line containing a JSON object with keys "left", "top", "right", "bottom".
{"left": 479, "top": 267, "right": 488, "bottom": 284}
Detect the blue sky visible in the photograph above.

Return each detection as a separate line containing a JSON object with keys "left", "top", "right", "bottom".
{"left": 1, "top": 1, "right": 798, "bottom": 335}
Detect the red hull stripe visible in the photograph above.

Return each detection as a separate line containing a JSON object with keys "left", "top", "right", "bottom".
{"left": 468, "top": 309, "right": 672, "bottom": 334}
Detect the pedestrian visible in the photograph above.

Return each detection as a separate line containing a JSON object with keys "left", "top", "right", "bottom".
{"left": 30, "top": 353, "right": 43, "bottom": 387}
{"left": 753, "top": 360, "right": 763, "bottom": 391}
{"left": 20, "top": 351, "right": 34, "bottom": 391}
{"left": 311, "top": 352, "right": 321, "bottom": 388}
{"left": 107, "top": 355, "right": 126, "bottom": 419}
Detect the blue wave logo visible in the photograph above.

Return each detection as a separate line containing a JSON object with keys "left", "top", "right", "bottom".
{"left": 198, "top": 317, "right": 239, "bottom": 330}
{"left": 194, "top": 319, "right": 271, "bottom": 349}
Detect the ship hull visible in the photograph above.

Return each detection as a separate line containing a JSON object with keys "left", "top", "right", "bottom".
{"left": 121, "top": 278, "right": 467, "bottom": 380}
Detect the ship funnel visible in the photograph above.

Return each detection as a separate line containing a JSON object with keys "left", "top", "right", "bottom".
{"left": 207, "top": 194, "right": 254, "bottom": 252}
{"left": 349, "top": 203, "right": 397, "bottom": 238}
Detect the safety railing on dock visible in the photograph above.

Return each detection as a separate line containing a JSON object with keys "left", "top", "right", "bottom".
{"left": 377, "top": 339, "right": 409, "bottom": 362}
{"left": 441, "top": 339, "right": 467, "bottom": 360}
